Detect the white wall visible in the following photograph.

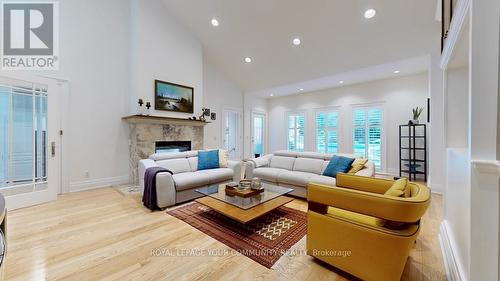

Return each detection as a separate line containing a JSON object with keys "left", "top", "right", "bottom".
{"left": 428, "top": 52, "right": 446, "bottom": 193}
{"left": 446, "top": 66, "right": 469, "bottom": 148}
{"left": 13, "top": 0, "right": 207, "bottom": 191}
{"left": 203, "top": 60, "right": 243, "bottom": 153}
{"left": 49, "top": 0, "right": 131, "bottom": 189}
{"left": 129, "top": 0, "right": 203, "bottom": 118}
{"left": 267, "top": 73, "right": 429, "bottom": 175}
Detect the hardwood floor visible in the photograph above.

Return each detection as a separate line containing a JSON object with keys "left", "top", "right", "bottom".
{"left": 4, "top": 187, "right": 446, "bottom": 281}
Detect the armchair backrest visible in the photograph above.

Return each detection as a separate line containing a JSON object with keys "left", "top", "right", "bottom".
{"left": 332, "top": 173, "right": 431, "bottom": 222}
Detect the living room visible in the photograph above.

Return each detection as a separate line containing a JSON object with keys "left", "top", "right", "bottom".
{"left": 0, "top": 0, "right": 498, "bottom": 281}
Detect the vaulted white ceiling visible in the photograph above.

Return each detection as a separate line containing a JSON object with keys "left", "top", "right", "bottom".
{"left": 163, "top": 0, "right": 439, "bottom": 93}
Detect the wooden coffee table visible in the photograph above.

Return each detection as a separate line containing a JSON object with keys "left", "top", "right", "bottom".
{"left": 195, "top": 183, "right": 293, "bottom": 224}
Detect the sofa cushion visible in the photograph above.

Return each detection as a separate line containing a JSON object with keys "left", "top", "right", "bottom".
{"left": 156, "top": 158, "right": 191, "bottom": 174}
{"left": 274, "top": 151, "right": 298, "bottom": 158}
{"left": 270, "top": 156, "right": 295, "bottom": 170}
{"left": 150, "top": 151, "right": 197, "bottom": 161}
{"left": 219, "top": 149, "right": 228, "bottom": 168}
{"left": 293, "top": 158, "right": 325, "bottom": 174}
{"left": 348, "top": 158, "right": 368, "bottom": 174}
{"left": 198, "top": 168, "right": 233, "bottom": 184}
{"left": 198, "top": 150, "right": 220, "bottom": 170}
{"left": 253, "top": 167, "right": 288, "bottom": 183}
{"left": 309, "top": 175, "right": 337, "bottom": 186}
{"left": 277, "top": 171, "right": 317, "bottom": 187}
{"left": 172, "top": 172, "right": 210, "bottom": 191}
{"left": 385, "top": 178, "right": 409, "bottom": 197}
{"left": 296, "top": 151, "right": 328, "bottom": 160}
{"left": 323, "top": 155, "right": 355, "bottom": 178}
{"left": 188, "top": 157, "right": 198, "bottom": 172}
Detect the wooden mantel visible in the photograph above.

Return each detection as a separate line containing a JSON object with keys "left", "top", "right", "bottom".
{"left": 122, "top": 115, "right": 210, "bottom": 127}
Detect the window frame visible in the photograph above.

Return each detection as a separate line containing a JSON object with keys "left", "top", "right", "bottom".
{"left": 351, "top": 103, "right": 386, "bottom": 172}
{"left": 285, "top": 111, "right": 306, "bottom": 152}
{"left": 314, "top": 107, "right": 341, "bottom": 154}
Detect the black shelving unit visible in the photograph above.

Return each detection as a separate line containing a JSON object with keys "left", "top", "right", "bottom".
{"left": 399, "top": 124, "right": 427, "bottom": 181}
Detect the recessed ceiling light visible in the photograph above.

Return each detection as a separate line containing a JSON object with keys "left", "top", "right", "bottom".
{"left": 393, "top": 70, "right": 400, "bottom": 74}
{"left": 364, "top": 9, "right": 376, "bottom": 19}
{"left": 211, "top": 18, "right": 219, "bottom": 27}
{"left": 244, "top": 57, "right": 252, "bottom": 63}
{"left": 293, "top": 38, "right": 301, "bottom": 46}
{"left": 270, "top": 93, "right": 274, "bottom": 97}
{"left": 339, "top": 80, "right": 345, "bottom": 84}
{"left": 299, "top": 88, "right": 304, "bottom": 91}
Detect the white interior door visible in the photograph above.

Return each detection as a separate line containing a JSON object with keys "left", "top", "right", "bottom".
{"left": 0, "top": 74, "right": 60, "bottom": 210}
{"left": 222, "top": 108, "right": 242, "bottom": 160}
{"left": 251, "top": 112, "right": 266, "bottom": 158}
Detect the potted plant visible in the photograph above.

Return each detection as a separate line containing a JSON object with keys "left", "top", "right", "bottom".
{"left": 412, "top": 107, "right": 424, "bottom": 124}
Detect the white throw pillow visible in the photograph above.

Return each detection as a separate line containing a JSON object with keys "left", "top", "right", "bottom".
{"left": 219, "top": 149, "right": 228, "bottom": 168}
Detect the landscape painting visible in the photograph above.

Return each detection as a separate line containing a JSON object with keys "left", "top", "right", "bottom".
{"left": 154, "top": 80, "right": 194, "bottom": 113}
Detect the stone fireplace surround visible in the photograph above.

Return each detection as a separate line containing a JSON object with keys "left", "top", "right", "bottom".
{"left": 123, "top": 115, "right": 208, "bottom": 185}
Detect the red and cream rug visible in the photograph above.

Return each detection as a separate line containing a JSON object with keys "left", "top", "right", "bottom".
{"left": 167, "top": 202, "right": 307, "bottom": 268}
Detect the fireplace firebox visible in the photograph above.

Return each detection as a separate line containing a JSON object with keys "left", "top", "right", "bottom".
{"left": 155, "top": 141, "right": 191, "bottom": 154}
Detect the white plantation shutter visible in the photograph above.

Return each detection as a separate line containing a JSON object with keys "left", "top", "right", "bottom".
{"left": 316, "top": 111, "right": 338, "bottom": 153}
{"left": 352, "top": 107, "right": 383, "bottom": 170}
{"left": 287, "top": 113, "right": 305, "bottom": 151}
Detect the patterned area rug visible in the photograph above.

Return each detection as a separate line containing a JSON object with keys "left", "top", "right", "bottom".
{"left": 167, "top": 202, "right": 307, "bottom": 268}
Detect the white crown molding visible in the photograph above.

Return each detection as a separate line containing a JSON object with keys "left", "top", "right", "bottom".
{"left": 439, "top": 221, "right": 468, "bottom": 281}
{"left": 440, "top": 0, "right": 471, "bottom": 69}
{"left": 471, "top": 160, "right": 500, "bottom": 176}
{"left": 69, "top": 175, "right": 129, "bottom": 193}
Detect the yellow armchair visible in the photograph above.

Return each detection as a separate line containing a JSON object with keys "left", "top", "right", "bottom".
{"left": 306, "top": 173, "right": 430, "bottom": 281}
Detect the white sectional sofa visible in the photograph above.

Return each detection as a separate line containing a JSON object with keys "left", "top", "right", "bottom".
{"left": 246, "top": 151, "right": 375, "bottom": 197}
{"left": 139, "top": 150, "right": 241, "bottom": 208}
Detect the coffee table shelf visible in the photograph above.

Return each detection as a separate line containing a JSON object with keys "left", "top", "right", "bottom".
{"left": 195, "top": 183, "right": 293, "bottom": 224}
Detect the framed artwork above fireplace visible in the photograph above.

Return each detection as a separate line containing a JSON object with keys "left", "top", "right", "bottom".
{"left": 154, "top": 80, "right": 194, "bottom": 113}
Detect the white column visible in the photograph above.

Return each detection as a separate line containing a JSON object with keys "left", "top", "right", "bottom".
{"left": 428, "top": 52, "right": 446, "bottom": 193}
{"left": 469, "top": 0, "right": 500, "bottom": 280}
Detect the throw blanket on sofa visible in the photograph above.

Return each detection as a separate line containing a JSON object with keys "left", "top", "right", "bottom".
{"left": 143, "top": 167, "right": 173, "bottom": 211}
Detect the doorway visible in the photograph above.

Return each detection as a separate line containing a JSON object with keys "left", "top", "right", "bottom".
{"left": 222, "top": 108, "right": 242, "bottom": 160}
{"left": 0, "top": 74, "right": 61, "bottom": 210}
{"left": 251, "top": 112, "right": 266, "bottom": 158}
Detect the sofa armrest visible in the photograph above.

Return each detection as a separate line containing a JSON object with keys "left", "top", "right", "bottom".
{"left": 249, "top": 154, "right": 272, "bottom": 168}
{"left": 307, "top": 182, "right": 430, "bottom": 223}
{"left": 139, "top": 159, "right": 158, "bottom": 192}
{"left": 155, "top": 172, "right": 176, "bottom": 208}
{"left": 246, "top": 154, "right": 272, "bottom": 178}
{"left": 227, "top": 160, "right": 242, "bottom": 182}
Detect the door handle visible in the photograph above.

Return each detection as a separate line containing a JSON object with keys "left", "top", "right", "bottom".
{"left": 51, "top": 142, "right": 56, "bottom": 157}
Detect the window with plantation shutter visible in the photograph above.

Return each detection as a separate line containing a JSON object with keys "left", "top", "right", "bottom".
{"left": 287, "top": 113, "right": 305, "bottom": 151}
{"left": 316, "top": 111, "right": 338, "bottom": 153}
{"left": 353, "top": 107, "right": 383, "bottom": 170}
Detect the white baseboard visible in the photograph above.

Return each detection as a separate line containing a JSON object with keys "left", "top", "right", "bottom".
{"left": 69, "top": 175, "right": 129, "bottom": 193}
{"left": 428, "top": 183, "right": 444, "bottom": 194}
{"left": 439, "top": 221, "right": 467, "bottom": 281}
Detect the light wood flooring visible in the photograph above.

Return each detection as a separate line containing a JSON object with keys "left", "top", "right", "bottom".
{"left": 4, "top": 187, "right": 446, "bottom": 281}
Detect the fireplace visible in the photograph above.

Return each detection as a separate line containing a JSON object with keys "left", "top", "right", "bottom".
{"left": 155, "top": 141, "right": 191, "bottom": 154}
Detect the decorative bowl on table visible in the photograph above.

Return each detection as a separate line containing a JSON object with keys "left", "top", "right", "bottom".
{"left": 238, "top": 179, "right": 252, "bottom": 190}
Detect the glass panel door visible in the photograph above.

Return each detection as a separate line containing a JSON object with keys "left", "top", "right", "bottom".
{"left": 252, "top": 113, "right": 265, "bottom": 158}
{"left": 0, "top": 75, "right": 59, "bottom": 209}
{"left": 223, "top": 109, "right": 241, "bottom": 160}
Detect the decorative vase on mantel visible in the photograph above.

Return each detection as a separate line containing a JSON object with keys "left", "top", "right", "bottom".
{"left": 137, "top": 98, "right": 144, "bottom": 115}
